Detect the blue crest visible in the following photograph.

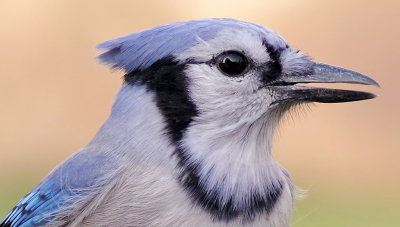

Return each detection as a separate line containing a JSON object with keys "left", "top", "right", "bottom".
{"left": 97, "top": 18, "right": 282, "bottom": 73}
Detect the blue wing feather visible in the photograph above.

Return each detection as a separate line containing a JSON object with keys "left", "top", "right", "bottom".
{"left": 1, "top": 151, "right": 117, "bottom": 227}
{"left": 1, "top": 182, "right": 67, "bottom": 226}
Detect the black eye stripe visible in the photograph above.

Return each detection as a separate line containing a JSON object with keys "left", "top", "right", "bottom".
{"left": 186, "top": 51, "right": 249, "bottom": 76}
{"left": 186, "top": 44, "right": 283, "bottom": 83}
{"left": 262, "top": 40, "right": 283, "bottom": 83}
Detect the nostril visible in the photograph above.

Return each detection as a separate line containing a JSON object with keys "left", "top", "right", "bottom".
{"left": 263, "top": 70, "right": 280, "bottom": 81}
{"left": 262, "top": 63, "right": 282, "bottom": 84}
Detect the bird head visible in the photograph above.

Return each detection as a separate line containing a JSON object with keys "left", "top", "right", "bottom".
{"left": 98, "top": 18, "right": 378, "bottom": 144}
{"left": 97, "top": 18, "right": 378, "bottom": 221}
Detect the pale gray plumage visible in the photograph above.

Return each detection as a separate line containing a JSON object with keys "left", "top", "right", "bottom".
{"left": 1, "top": 18, "right": 378, "bottom": 227}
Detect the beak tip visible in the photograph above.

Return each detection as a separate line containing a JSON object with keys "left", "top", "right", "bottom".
{"left": 366, "top": 78, "right": 380, "bottom": 88}
{"left": 361, "top": 92, "right": 378, "bottom": 101}
{"left": 311, "top": 62, "right": 380, "bottom": 88}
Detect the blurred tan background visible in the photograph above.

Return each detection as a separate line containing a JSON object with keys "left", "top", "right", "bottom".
{"left": 0, "top": 0, "right": 399, "bottom": 226}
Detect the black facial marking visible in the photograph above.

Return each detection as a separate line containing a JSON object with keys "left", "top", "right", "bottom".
{"left": 124, "top": 56, "right": 198, "bottom": 143}
{"left": 125, "top": 56, "right": 283, "bottom": 223}
{"left": 175, "top": 146, "right": 284, "bottom": 222}
{"left": 262, "top": 40, "right": 283, "bottom": 84}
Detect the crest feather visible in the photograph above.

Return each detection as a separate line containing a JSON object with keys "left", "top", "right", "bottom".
{"left": 96, "top": 18, "right": 281, "bottom": 73}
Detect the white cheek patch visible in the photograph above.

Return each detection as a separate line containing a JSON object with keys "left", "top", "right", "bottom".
{"left": 176, "top": 28, "right": 271, "bottom": 65}
{"left": 184, "top": 63, "right": 275, "bottom": 129}
{"left": 184, "top": 64, "right": 264, "bottom": 103}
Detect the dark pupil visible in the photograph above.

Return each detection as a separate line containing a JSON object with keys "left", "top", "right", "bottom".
{"left": 218, "top": 52, "right": 247, "bottom": 76}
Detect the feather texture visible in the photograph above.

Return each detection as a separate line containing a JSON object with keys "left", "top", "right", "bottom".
{"left": 1, "top": 152, "right": 118, "bottom": 226}
{"left": 0, "top": 18, "right": 325, "bottom": 227}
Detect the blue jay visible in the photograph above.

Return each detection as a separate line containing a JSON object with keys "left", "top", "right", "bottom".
{"left": 1, "top": 19, "right": 378, "bottom": 227}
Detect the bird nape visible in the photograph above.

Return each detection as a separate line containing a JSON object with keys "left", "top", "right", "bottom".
{"left": 1, "top": 18, "right": 378, "bottom": 227}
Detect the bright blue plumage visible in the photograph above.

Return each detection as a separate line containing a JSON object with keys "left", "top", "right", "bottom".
{"left": 3, "top": 182, "right": 69, "bottom": 226}
{"left": 1, "top": 152, "right": 117, "bottom": 226}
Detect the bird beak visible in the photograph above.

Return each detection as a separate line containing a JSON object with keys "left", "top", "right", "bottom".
{"left": 270, "top": 62, "right": 379, "bottom": 104}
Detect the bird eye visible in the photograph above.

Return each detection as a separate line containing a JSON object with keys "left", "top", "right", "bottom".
{"left": 217, "top": 51, "right": 248, "bottom": 76}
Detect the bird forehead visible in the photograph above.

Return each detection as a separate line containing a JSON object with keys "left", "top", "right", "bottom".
{"left": 176, "top": 27, "right": 274, "bottom": 64}
{"left": 97, "top": 19, "right": 288, "bottom": 72}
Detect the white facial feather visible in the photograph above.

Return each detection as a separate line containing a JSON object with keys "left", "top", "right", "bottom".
{"left": 280, "top": 49, "right": 313, "bottom": 77}
{"left": 177, "top": 28, "right": 272, "bottom": 64}
{"left": 176, "top": 28, "right": 295, "bottom": 209}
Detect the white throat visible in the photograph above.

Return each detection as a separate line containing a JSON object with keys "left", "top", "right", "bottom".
{"left": 180, "top": 107, "right": 287, "bottom": 209}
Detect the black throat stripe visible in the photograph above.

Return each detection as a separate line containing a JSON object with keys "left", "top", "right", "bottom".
{"left": 124, "top": 56, "right": 283, "bottom": 223}
{"left": 124, "top": 56, "right": 198, "bottom": 143}
{"left": 175, "top": 146, "right": 284, "bottom": 223}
